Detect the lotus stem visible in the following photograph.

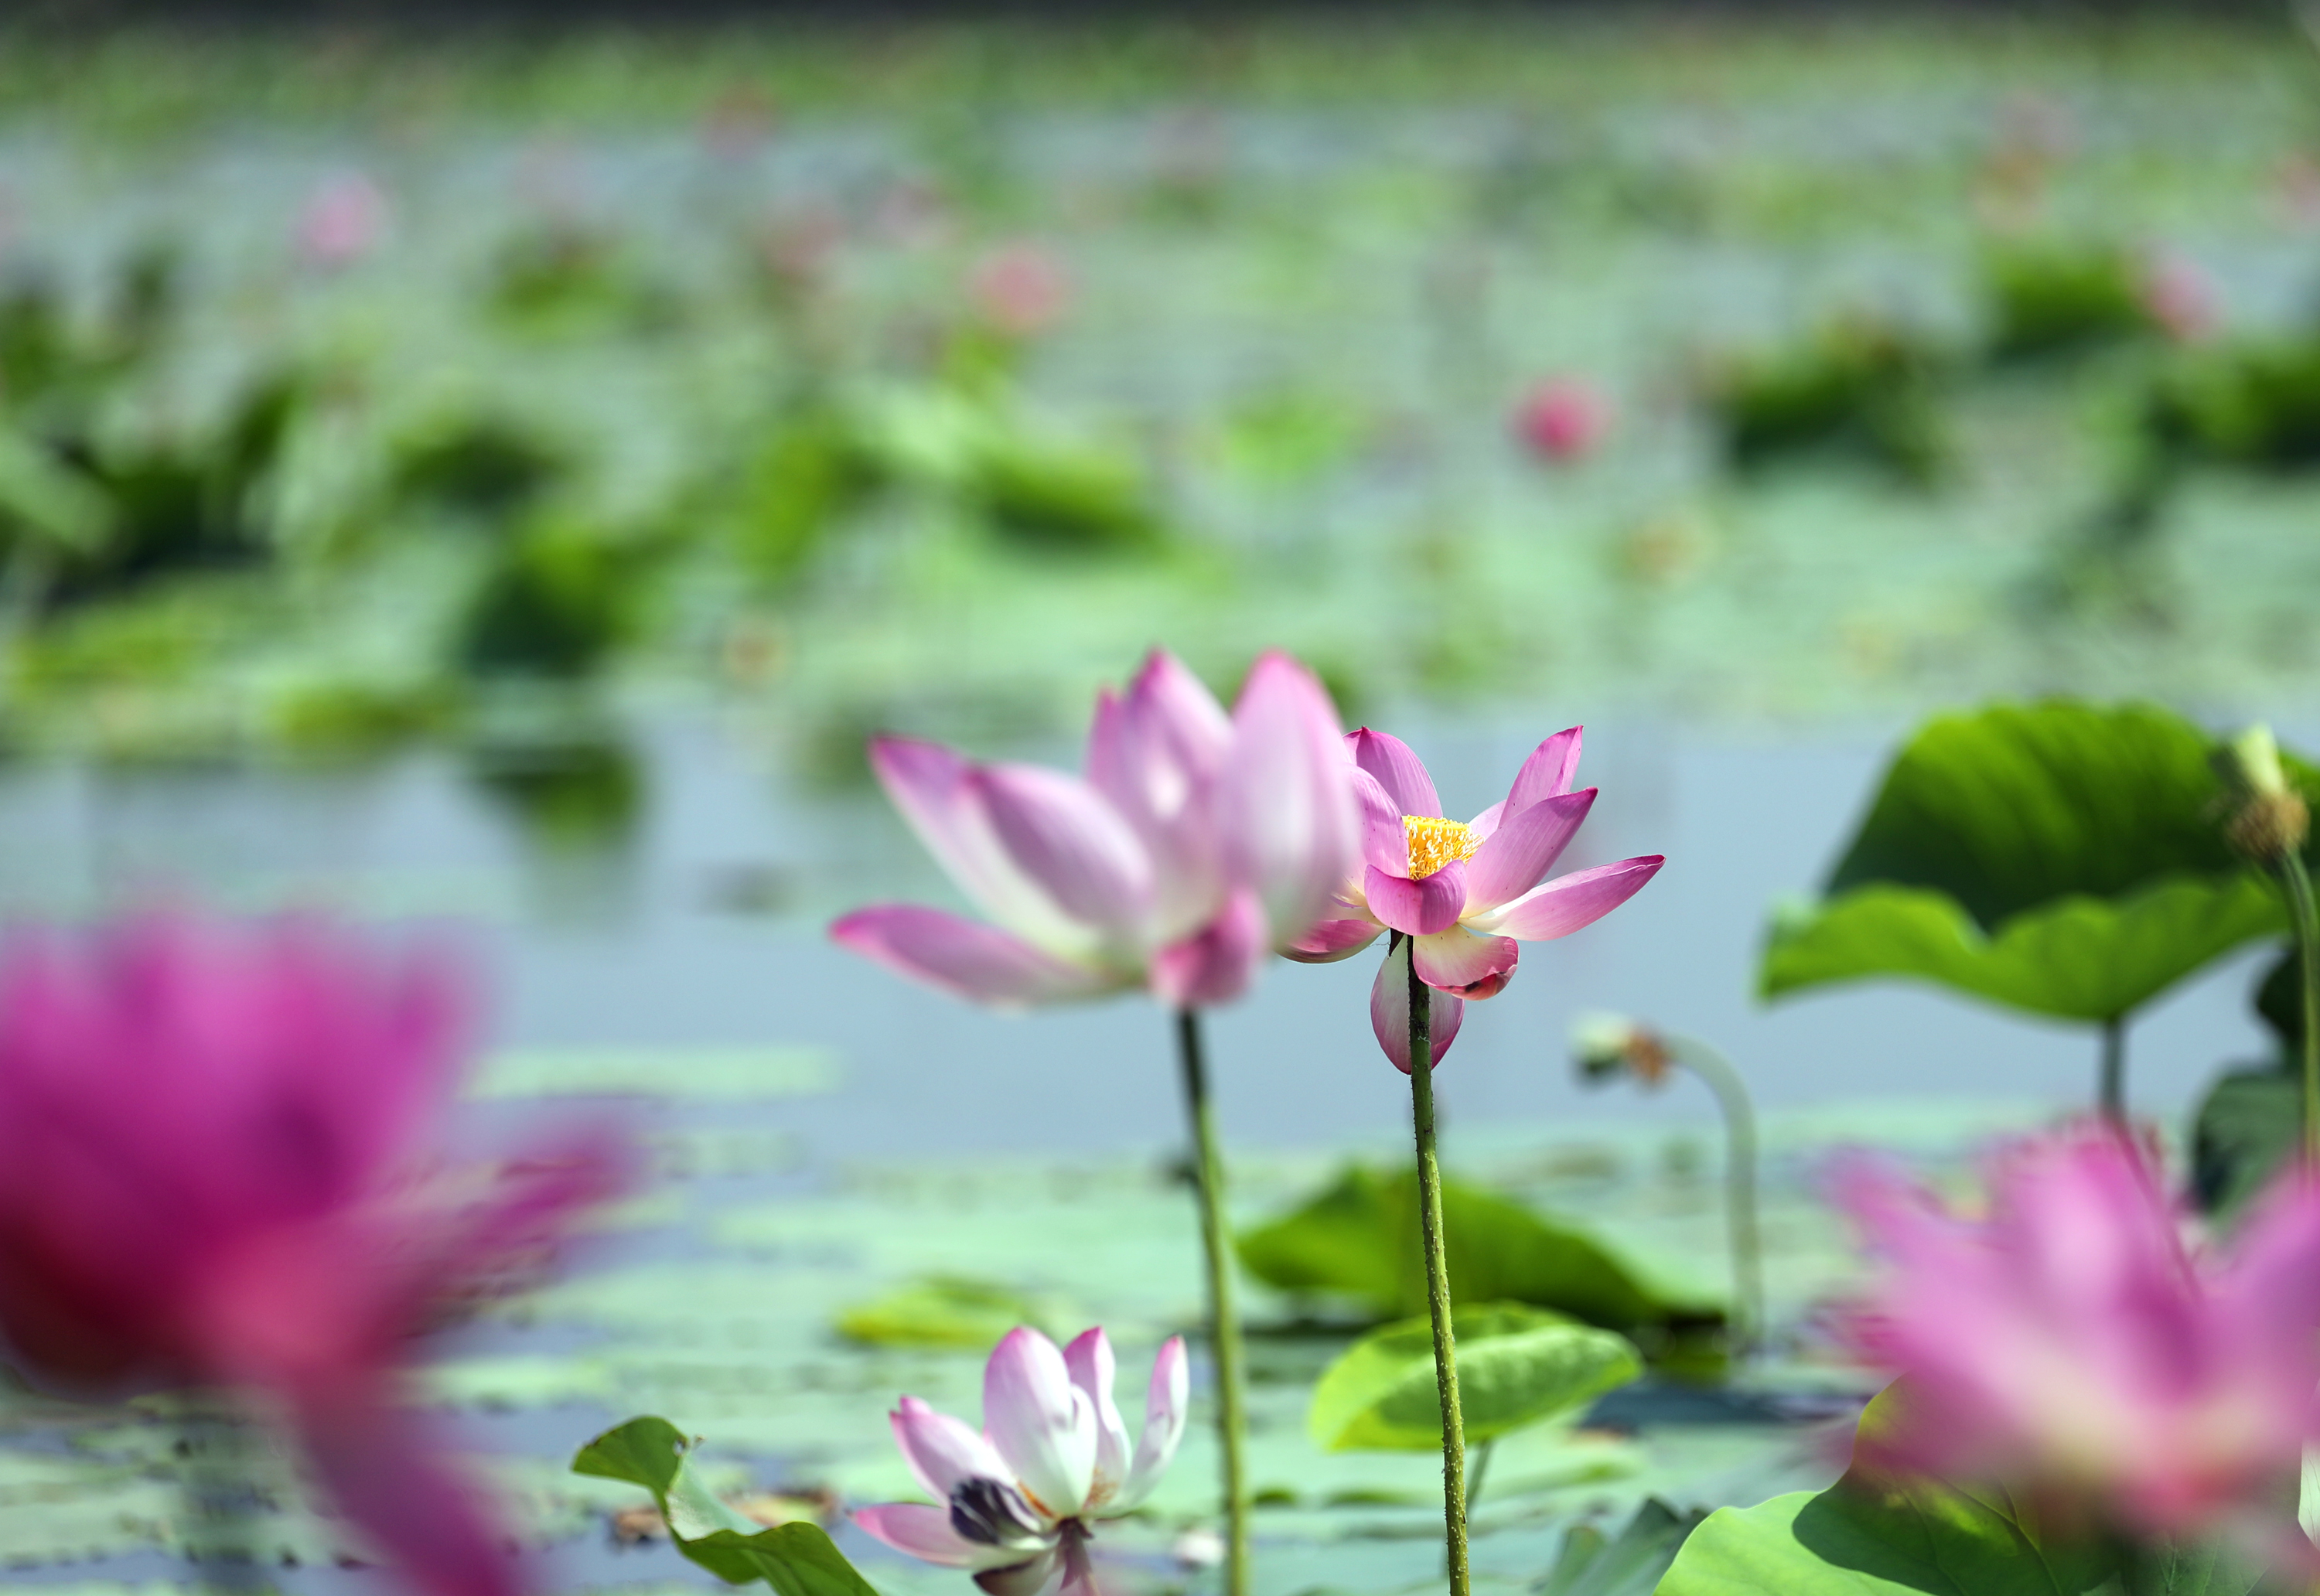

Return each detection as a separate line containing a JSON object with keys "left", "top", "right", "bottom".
{"left": 2097, "top": 1016, "right": 2126, "bottom": 1127}
{"left": 1464, "top": 1438, "right": 1496, "bottom": 1518}
{"left": 1666, "top": 1036, "right": 1765, "bottom": 1360}
{"left": 1401, "top": 933, "right": 1470, "bottom": 1596}
{"left": 2281, "top": 854, "right": 2320, "bottom": 1167}
{"left": 1173, "top": 1008, "right": 1249, "bottom": 1596}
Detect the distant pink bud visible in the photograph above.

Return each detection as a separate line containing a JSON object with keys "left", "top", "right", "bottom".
{"left": 2141, "top": 254, "right": 2218, "bottom": 344}
{"left": 296, "top": 174, "right": 388, "bottom": 270}
{"left": 971, "top": 244, "right": 1073, "bottom": 338}
{"left": 1513, "top": 379, "right": 1609, "bottom": 462}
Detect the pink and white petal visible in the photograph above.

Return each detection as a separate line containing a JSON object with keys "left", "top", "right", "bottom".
{"left": 1125, "top": 650, "right": 1233, "bottom": 776}
{"left": 1219, "top": 652, "right": 1360, "bottom": 945}
{"left": 1088, "top": 658, "right": 1230, "bottom": 925}
{"left": 1149, "top": 888, "right": 1267, "bottom": 1009}
{"left": 831, "top": 907, "right": 1116, "bottom": 1009}
{"left": 1411, "top": 927, "right": 1519, "bottom": 1000}
{"left": 1352, "top": 768, "right": 1407, "bottom": 875}
{"left": 1114, "top": 1335, "right": 1188, "bottom": 1515}
{"left": 852, "top": 1504, "right": 999, "bottom": 1570}
{"left": 971, "top": 766, "right": 1153, "bottom": 938}
{"left": 1466, "top": 856, "right": 1665, "bottom": 941}
{"left": 1063, "top": 1328, "right": 1131, "bottom": 1504}
{"left": 892, "top": 1396, "right": 1015, "bottom": 1502}
{"left": 1346, "top": 728, "right": 1442, "bottom": 818}
{"left": 869, "top": 738, "right": 1090, "bottom": 950}
{"left": 1464, "top": 789, "right": 1596, "bottom": 913}
{"left": 1369, "top": 938, "right": 1465, "bottom": 1073}
{"left": 1285, "top": 917, "right": 1383, "bottom": 964}
{"left": 1503, "top": 727, "right": 1585, "bottom": 813}
{"left": 984, "top": 1328, "right": 1098, "bottom": 1521}
{"left": 1365, "top": 861, "right": 1468, "bottom": 936}
{"left": 974, "top": 1549, "right": 1066, "bottom": 1596}
{"left": 1466, "top": 799, "right": 1506, "bottom": 842}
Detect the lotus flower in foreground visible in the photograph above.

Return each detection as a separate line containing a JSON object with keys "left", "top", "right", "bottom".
{"left": 1830, "top": 1126, "right": 2320, "bottom": 1546}
{"left": 855, "top": 1326, "right": 1187, "bottom": 1596}
{"left": 833, "top": 650, "right": 1358, "bottom": 1010}
{"left": 0, "top": 915, "right": 630, "bottom": 1596}
{"left": 1288, "top": 726, "right": 1663, "bottom": 1069}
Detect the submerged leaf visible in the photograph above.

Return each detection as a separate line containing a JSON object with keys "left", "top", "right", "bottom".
{"left": 1307, "top": 1301, "right": 1639, "bottom": 1451}
{"left": 1538, "top": 1497, "right": 1710, "bottom": 1596}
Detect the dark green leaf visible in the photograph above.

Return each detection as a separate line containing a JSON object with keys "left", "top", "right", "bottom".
{"left": 1235, "top": 1165, "right": 1714, "bottom": 1335}
{"left": 2189, "top": 1066, "right": 2298, "bottom": 1219}
{"left": 1307, "top": 1302, "right": 1640, "bottom": 1451}
{"left": 1762, "top": 702, "right": 2317, "bottom": 1021}
{"left": 573, "top": 1417, "right": 882, "bottom": 1596}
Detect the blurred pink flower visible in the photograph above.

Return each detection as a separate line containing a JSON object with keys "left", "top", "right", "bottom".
{"left": 854, "top": 1326, "right": 1186, "bottom": 1596}
{"left": 2141, "top": 253, "right": 2219, "bottom": 344}
{"left": 296, "top": 174, "right": 388, "bottom": 270}
{"left": 971, "top": 244, "right": 1073, "bottom": 339}
{"left": 0, "top": 914, "right": 630, "bottom": 1596}
{"left": 1513, "top": 379, "right": 1610, "bottom": 462}
{"left": 1830, "top": 1127, "right": 2320, "bottom": 1546}
{"left": 831, "top": 650, "right": 1359, "bottom": 1011}
{"left": 1287, "top": 728, "right": 1663, "bottom": 1071}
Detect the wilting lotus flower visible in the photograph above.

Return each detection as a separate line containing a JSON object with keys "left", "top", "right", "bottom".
{"left": 0, "top": 914, "right": 630, "bottom": 1596}
{"left": 832, "top": 650, "right": 1358, "bottom": 1011}
{"left": 1830, "top": 1127, "right": 2320, "bottom": 1545}
{"left": 1513, "top": 378, "right": 1610, "bottom": 462}
{"left": 855, "top": 1327, "right": 1186, "bottom": 1596}
{"left": 1289, "top": 727, "right": 1663, "bottom": 1070}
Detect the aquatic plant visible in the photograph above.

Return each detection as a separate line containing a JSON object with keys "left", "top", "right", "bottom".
{"left": 831, "top": 646, "right": 1357, "bottom": 1596}
{"left": 853, "top": 1326, "right": 1186, "bottom": 1596}
{"left": 1511, "top": 378, "right": 1609, "bottom": 463}
{"left": 1286, "top": 726, "right": 1663, "bottom": 1070}
{"left": 0, "top": 913, "right": 632, "bottom": 1596}
{"left": 1289, "top": 725, "right": 1661, "bottom": 1596}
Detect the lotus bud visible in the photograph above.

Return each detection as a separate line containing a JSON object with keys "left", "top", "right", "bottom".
{"left": 1571, "top": 1010, "right": 1672, "bottom": 1088}
{"left": 2216, "top": 725, "right": 2309, "bottom": 864}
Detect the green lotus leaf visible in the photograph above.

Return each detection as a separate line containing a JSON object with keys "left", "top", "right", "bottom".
{"left": 1307, "top": 1301, "right": 1639, "bottom": 1452}
{"left": 572, "top": 1417, "right": 879, "bottom": 1596}
{"left": 1761, "top": 701, "right": 2318, "bottom": 1022}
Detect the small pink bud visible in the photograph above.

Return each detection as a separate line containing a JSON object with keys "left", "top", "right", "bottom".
{"left": 2141, "top": 254, "right": 2217, "bottom": 343}
{"left": 1513, "top": 378, "right": 1609, "bottom": 462}
{"left": 296, "top": 174, "right": 387, "bottom": 270}
{"left": 970, "top": 243, "right": 1073, "bottom": 339}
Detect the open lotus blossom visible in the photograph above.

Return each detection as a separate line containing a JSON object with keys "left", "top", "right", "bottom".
{"left": 832, "top": 650, "right": 1358, "bottom": 1011}
{"left": 1830, "top": 1126, "right": 2320, "bottom": 1547}
{"left": 0, "top": 914, "right": 631, "bottom": 1596}
{"left": 855, "top": 1326, "right": 1187, "bottom": 1596}
{"left": 1288, "top": 726, "right": 1663, "bottom": 1070}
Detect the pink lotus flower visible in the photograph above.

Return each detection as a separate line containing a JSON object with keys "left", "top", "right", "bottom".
{"left": 296, "top": 174, "right": 388, "bottom": 270}
{"left": 1288, "top": 727, "right": 1663, "bottom": 1071}
{"left": 1830, "top": 1127, "right": 2320, "bottom": 1546}
{"left": 1513, "top": 379, "right": 1610, "bottom": 462}
{"left": 855, "top": 1326, "right": 1187, "bottom": 1596}
{"left": 0, "top": 914, "right": 630, "bottom": 1596}
{"left": 2141, "top": 253, "right": 2219, "bottom": 344}
{"left": 971, "top": 244, "right": 1073, "bottom": 339}
{"left": 832, "top": 650, "right": 1358, "bottom": 1011}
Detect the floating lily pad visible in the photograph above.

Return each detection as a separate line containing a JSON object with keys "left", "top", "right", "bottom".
{"left": 1307, "top": 1302, "right": 1640, "bottom": 1452}
{"left": 834, "top": 1276, "right": 1076, "bottom": 1350}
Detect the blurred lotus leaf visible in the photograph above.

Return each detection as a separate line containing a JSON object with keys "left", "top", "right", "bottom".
{"left": 2144, "top": 339, "right": 2320, "bottom": 472}
{"left": 391, "top": 414, "right": 568, "bottom": 521}
{"left": 856, "top": 387, "right": 1160, "bottom": 552}
{"left": 1236, "top": 1164, "right": 1716, "bottom": 1338}
{"left": 1540, "top": 1498, "right": 1709, "bottom": 1596}
{"left": 1307, "top": 1301, "right": 1639, "bottom": 1452}
{"left": 1982, "top": 241, "right": 2159, "bottom": 363}
{"left": 2190, "top": 947, "right": 2304, "bottom": 1219}
{"left": 459, "top": 511, "right": 651, "bottom": 679}
{"left": 467, "top": 735, "right": 643, "bottom": 851}
{"left": 834, "top": 1274, "right": 1073, "bottom": 1349}
{"left": 1657, "top": 1383, "right": 2263, "bottom": 1594}
{"left": 487, "top": 223, "right": 680, "bottom": 338}
{"left": 732, "top": 404, "right": 885, "bottom": 585}
{"left": 1704, "top": 319, "right": 1952, "bottom": 486}
{"left": 573, "top": 1417, "right": 878, "bottom": 1596}
{"left": 1761, "top": 701, "right": 2317, "bottom": 1023}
